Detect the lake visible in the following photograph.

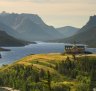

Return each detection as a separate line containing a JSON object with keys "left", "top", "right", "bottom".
{"left": 0, "top": 43, "right": 96, "bottom": 66}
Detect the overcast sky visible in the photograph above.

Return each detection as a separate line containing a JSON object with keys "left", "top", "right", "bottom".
{"left": 0, "top": 0, "right": 96, "bottom": 28}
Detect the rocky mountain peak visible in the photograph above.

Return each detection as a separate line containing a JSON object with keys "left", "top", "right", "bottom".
{"left": 87, "top": 15, "right": 96, "bottom": 25}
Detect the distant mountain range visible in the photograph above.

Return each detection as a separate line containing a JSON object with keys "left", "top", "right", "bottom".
{"left": 58, "top": 15, "right": 96, "bottom": 47}
{"left": 0, "top": 12, "right": 96, "bottom": 47}
{"left": 0, "top": 12, "right": 64, "bottom": 42}
{"left": 56, "top": 26, "right": 79, "bottom": 38}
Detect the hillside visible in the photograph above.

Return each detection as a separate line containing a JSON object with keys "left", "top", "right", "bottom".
{"left": 0, "top": 12, "right": 64, "bottom": 41}
{"left": 0, "top": 30, "right": 28, "bottom": 46}
{"left": 58, "top": 15, "right": 96, "bottom": 47}
{"left": 0, "top": 54, "right": 96, "bottom": 91}
{"left": 57, "top": 26, "right": 79, "bottom": 38}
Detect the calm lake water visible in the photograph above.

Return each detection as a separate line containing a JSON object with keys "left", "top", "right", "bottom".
{"left": 0, "top": 43, "right": 96, "bottom": 66}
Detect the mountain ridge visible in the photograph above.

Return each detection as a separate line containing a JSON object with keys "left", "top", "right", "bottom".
{"left": 57, "top": 26, "right": 79, "bottom": 38}
{"left": 0, "top": 12, "right": 64, "bottom": 41}
{"left": 57, "top": 15, "right": 96, "bottom": 47}
{"left": 0, "top": 12, "right": 96, "bottom": 47}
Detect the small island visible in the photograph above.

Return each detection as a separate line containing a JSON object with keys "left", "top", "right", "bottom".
{"left": 0, "top": 48, "right": 11, "bottom": 51}
{"left": 0, "top": 48, "right": 11, "bottom": 58}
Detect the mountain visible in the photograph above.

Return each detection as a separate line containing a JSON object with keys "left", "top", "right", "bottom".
{"left": 57, "top": 26, "right": 79, "bottom": 38}
{"left": 0, "top": 30, "right": 27, "bottom": 46}
{"left": 16, "top": 18, "right": 63, "bottom": 41}
{"left": 0, "top": 12, "right": 64, "bottom": 41}
{"left": 0, "top": 21, "right": 19, "bottom": 38}
{"left": 58, "top": 15, "right": 96, "bottom": 47}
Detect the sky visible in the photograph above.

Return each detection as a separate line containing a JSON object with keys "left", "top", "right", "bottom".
{"left": 0, "top": 0, "right": 96, "bottom": 28}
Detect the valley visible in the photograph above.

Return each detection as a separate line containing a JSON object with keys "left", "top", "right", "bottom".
{"left": 0, "top": 12, "right": 96, "bottom": 91}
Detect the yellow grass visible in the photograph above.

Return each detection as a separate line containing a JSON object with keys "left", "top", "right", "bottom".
{"left": 17, "top": 53, "right": 71, "bottom": 64}
{"left": 0, "top": 53, "right": 70, "bottom": 73}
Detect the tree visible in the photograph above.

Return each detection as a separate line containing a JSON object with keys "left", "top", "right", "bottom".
{"left": 39, "top": 69, "right": 45, "bottom": 79}
{"left": 47, "top": 70, "right": 51, "bottom": 91}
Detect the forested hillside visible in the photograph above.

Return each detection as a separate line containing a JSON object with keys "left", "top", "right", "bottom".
{"left": 0, "top": 54, "right": 96, "bottom": 91}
